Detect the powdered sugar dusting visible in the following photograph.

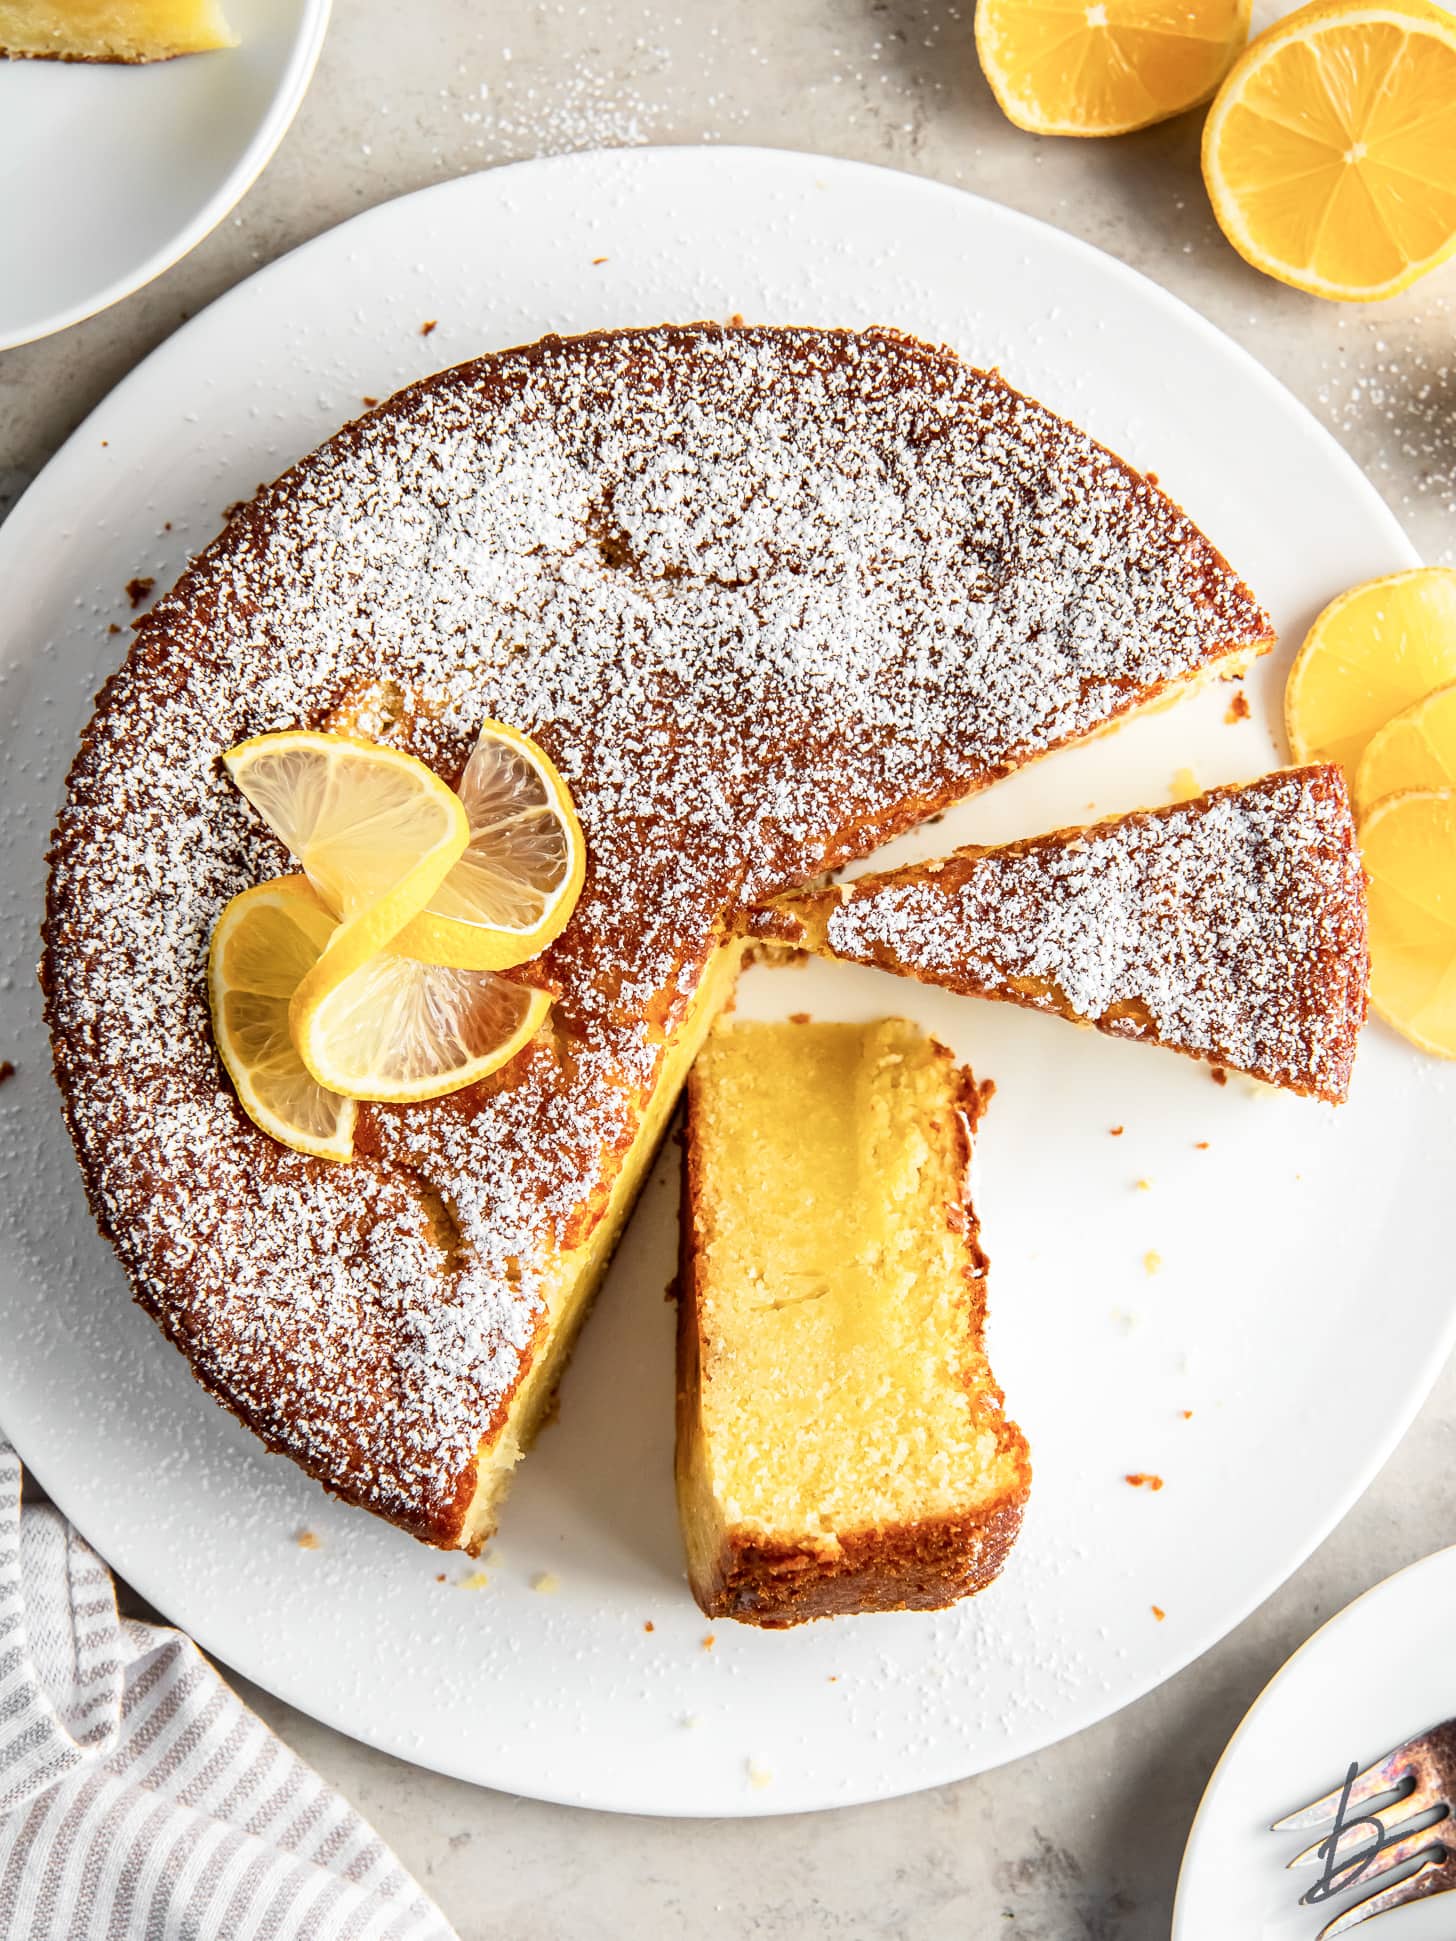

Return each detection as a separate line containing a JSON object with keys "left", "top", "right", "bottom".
{"left": 823, "top": 768, "right": 1367, "bottom": 1099}
{"left": 43, "top": 324, "right": 1271, "bottom": 1539}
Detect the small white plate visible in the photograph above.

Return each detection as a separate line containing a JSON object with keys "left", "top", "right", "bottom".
{"left": 0, "top": 148, "right": 1451, "bottom": 1817}
{"left": 0, "top": 0, "right": 329, "bottom": 351}
{"left": 1176, "top": 1547, "right": 1456, "bottom": 1941}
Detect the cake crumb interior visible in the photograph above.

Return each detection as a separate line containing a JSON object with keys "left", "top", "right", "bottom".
{"left": 687, "top": 1018, "right": 1019, "bottom": 1541}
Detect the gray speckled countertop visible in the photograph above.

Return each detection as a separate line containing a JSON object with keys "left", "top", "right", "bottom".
{"left": 5, "top": 3, "right": 1455, "bottom": 1935}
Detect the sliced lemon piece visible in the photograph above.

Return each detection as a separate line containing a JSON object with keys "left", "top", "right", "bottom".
{"left": 223, "top": 730, "right": 469, "bottom": 965}
{"left": 208, "top": 878, "right": 356, "bottom": 1162}
{"left": 1361, "top": 788, "right": 1456, "bottom": 1058}
{"left": 1203, "top": 0, "right": 1456, "bottom": 302}
{"left": 392, "top": 720, "right": 586, "bottom": 971}
{"left": 976, "top": 0, "right": 1250, "bottom": 138}
{"left": 1285, "top": 568, "right": 1456, "bottom": 780}
{"left": 1355, "top": 681, "right": 1456, "bottom": 814}
{"left": 291, "top": 948, "right": 552, "bottom": 1104}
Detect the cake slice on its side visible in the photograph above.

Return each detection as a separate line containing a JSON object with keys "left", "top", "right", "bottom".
{"left": 751, "top": 767, "right": 1368, "bottom": 1103}
{"left": 676, "top": 1019, "right": 1030, "bottom": 1627}
{"left": 0, "top": 0, "right": 234, "bottom": 60}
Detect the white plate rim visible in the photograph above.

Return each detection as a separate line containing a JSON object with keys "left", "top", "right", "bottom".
{"left": 0, "top": 0, "right": 332, "bottom": 352}
{"left": 1, "top": 146, "right": 1444, "bottom": 1816}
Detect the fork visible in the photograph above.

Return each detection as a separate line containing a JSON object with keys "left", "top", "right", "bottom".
{"left": 1273, "top": 1719, "right": 1456, "bottom": 1936}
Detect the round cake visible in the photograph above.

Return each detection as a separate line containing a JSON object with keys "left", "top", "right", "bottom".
{"left": 42, "top": 324, "right": 1273, "bottom": 1549}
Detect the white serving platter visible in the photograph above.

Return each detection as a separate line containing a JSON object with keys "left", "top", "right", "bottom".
{"left": 0, "top": 146, "right": 1447, "bottom": 1816}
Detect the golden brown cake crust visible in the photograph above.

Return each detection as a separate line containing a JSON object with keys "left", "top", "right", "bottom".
{"left": 688, "top": 1498, "right": 1030, "bottom": 1626}
{"left": 42, "top": 322, "right": 1271, "bottom": 1548}
{"left": 675, "top": 1062, "right": 1031, "bottom": 1627}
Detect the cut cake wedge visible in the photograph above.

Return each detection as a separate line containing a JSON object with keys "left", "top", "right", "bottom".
{"left": 676, "top": 1018, "right": 1030, "bottom": 1626}
{"left": 751, "top": 767, "right": 1368, "bottom": 1103}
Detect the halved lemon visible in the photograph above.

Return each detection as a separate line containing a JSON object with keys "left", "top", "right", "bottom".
{"left": 1285, "top": 568, "right": 1456, "bottom": 778}
{"left": 1355, "top": 681, "right": 1456, "bottom": 814}
{"left": 291, "top": 950, "right": 552, "bottom": 1104}
{"left": 1203, "top": 0, "right": 1456, "bottom": 302}
{"left": 976, "top": 0, "right": 1251, "bottom": 138}
{"left": 1361, "top": 788, "right": 1456, "bottom": 1058}
{"left": 392, "top": 720, "right": 586, "bottom": 971}
{"left": 222, "top": 730, "right": 469, "bottom": 967}
{"left": 208, "top": 877, "right": 356, "bottom": 1162}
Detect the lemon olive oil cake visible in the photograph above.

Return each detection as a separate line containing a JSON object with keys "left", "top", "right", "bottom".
{"left": 0, "top": 0, "right": 235, "bottom": 60}
{"left": 753, "top": 767, "right": 1368, "bottom": 1102}
{"left": 43, "top": 324, "right": 1274, "bottom": 1550}
{"left": 676, "top": 1018, "right": 1029, "bottom": 1624}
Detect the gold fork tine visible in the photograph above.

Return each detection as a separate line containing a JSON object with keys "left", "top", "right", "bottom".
{"left": 1286, "top": 1804, "right": 1449, "bottom": 1871}
{"left": 1272, "top": 1746, "right": 1422, "bottom": 1833}
{"left": 1295, "top": 1813, "right": 1449, "bottom": 1891}
{"left": 1276, "top": 1720, "right": 1456, "bottom": 1933}
{"left": 1316, "top": 1849, "right": 1456, "bottom": 1939}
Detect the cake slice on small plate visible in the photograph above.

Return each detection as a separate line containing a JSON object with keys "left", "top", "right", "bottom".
{"left": 0, "top": 0, "right": 234, "bottom": 60}
{"left": 751, "top": 767, "right": 1368, "bottom": 1103}
{"left": 676, "top": 1017, "right": 1030, "bottom": 1627}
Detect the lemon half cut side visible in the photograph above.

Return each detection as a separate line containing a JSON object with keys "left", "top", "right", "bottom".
{"left": 1203, "top": 0, "right": 1456, "bottom": 302}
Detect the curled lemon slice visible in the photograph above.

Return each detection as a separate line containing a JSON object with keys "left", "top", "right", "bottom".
{"left": 976, "top": 0, "right": 1250, "bottom": 138}
{"left": 208, "top": 877, "right": 356, "bottom": 1162}
{"left": 1355, "top": 682, "right": 1456, "bottom": 815}
{"left": 1361, "top": 789, "right": 1456, "bottom": 1058}
{"left": 222, "top": 730, "right": 469, "bottom": 964}
{"left": 392, "top": 720, "right": 586, "bottom": 972}
{"left": 1285, "top": 568, "right": 1456, "bottom": 779}
{"left": 291, "top": 950, "right": 551, "bottom": 1104}
{"left": 217, "top": 724, "right": 557, "bottom": 1119}
{"left": 1203, "top": 0, "right": 1456, "bottom": 302}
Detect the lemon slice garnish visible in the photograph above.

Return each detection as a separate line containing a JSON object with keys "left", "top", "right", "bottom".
{"left": 290, "top": 950, "right": 551, "bottom": 1104}
{"left": 208, "top": 877, "right": 356, "bottom": 1162}
{"left": 216, "top": 725, "right": 558, "bottom": 1122}
{"left": 1362, "top": 788, "right": 1456, "bottom": 1059}
{"left": 1355, "top": 681, "right": 1456, "bottom": 815}
{"left": 976, "top": 0, "right": 1250, "bottom": 138}
{"left": 222, "top": 730, "right": 469, "bottom": 963}
{"left": 1203, "top": 0, "right": 1456, "bottom": 303}
{"left": 392, "top": 719, "right": 586, "bottom": 971}
{"left": 1285, "top": 568, "right": 1456, "bottom": 780}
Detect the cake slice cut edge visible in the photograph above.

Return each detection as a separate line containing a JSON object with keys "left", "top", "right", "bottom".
{"left": 749, "top": 766, "right": 1369, "bottom": 1104}
{"left": 676, "top": 1017, "right": 1030, "bottom": 1627}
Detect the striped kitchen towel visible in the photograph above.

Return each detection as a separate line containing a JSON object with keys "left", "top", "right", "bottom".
{"left": 0, "top": 1441, "right": 457, "bottom": 1940}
